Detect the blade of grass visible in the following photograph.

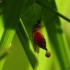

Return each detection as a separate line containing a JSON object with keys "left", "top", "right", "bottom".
{"left": 16, "top": 20, "right": 38, "bottom": 69}
{"left": 42, "top": 0, "right": 70, "bottom": 69}
{"left": 35, "top": 0, "right": 70, "bottom": 23}
{"left": 0, "top": 0, "right": 31, "bottom": 70}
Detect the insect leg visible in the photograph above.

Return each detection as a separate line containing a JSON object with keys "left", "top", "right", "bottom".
{"left": 41, "top": 14, "right": 57, "bottom": 28}
{"left": 45, "top": 14, "right": 57, "bottom": 26}
{"left": 29, "top": 34, "right": 33, "bottom": 41}
{"left": 26, "top": 5, "right": 36, "bottom": 26}
{"left": 39, "top": 7, "right": 43, "bottom": 21}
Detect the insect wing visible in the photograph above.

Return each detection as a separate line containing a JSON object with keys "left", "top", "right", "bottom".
{"left": 29, "top": 35, "right": 39, "bottom": 53}
{"left": 33, "top": 41, "right": 39, "bottom": 53}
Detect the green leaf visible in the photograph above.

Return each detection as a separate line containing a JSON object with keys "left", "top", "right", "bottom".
{"left": 0, "top": 0, "right": 34, "bottom": 70}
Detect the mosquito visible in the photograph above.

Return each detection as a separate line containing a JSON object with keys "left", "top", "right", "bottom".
{"left": 23, "top": 6, "right": 57, "bottom": 58}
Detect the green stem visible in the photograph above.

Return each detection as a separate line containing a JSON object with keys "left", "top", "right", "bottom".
{"left": 16, "top": 20, "right": 38, "bottom": 69}
{"left": 35, "top": 0, "right": 70, "bottom": 23}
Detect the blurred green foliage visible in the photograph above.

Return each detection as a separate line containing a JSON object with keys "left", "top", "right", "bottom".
{"left": 0, "top": 0, "right": 70, "bottom": 70}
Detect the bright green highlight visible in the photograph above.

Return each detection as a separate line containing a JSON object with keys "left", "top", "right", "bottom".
{"left": 0, "top": 15, "right": 4, "bottom": 41}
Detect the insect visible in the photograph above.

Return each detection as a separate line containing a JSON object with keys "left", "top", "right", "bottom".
{"left": 23, "top": 6, "right": 57, "bottom": 58}
{"left": 32, "top": 19, "right": 51, "bottom": 57}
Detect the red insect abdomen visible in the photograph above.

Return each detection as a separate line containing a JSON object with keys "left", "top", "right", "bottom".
{"left": 33, "top": 31, "right": 46, "bottom": 49}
